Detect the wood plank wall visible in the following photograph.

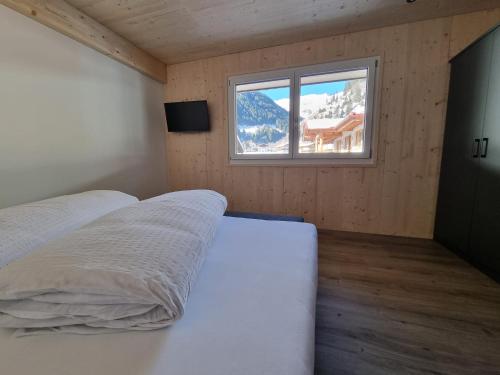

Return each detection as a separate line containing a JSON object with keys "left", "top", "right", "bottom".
{"left": 164, "top": 9, "right": 500, "bottom": 239}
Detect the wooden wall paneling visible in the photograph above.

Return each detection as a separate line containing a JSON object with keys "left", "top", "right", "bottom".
{"left": 316, "top": 168, "right": 344, "bottom": 229}
{"left": 313, "top": 27, "right": 384, "bottom": 233}
{"left": 313, "top": 35, "right": 347, "bottom": 64}
{"left": 283, "top": 168, "right": 317, "bottom": 223}
{"left": 352, "top": 167, "right": 384, "bottom": 234}
{"left": 259, "top": 44, "right": 288, "bottom": 71}
{"left": 284, "top": 39, "right": 320, "bottom": 67}
{"left": 341, "top": 28, "right": 384, "bottom": 234}
{"left": 378, "top": 24, "right": 411, "bottom": 236}
{"left": 298, "top": 35, "right": 347, "bottom": 231}
{"left": 164, "top": 10, "right": 500, "bottom": 238}
{"left": 227, "top": 167, "right": 285, "bottom": 214}
{"left": 257, "top": 168, "right": 285, "bottom": 215}
{"left": 206, "top": 54, "right": 246, "bottom": 207}
{"left": 449, "top": 8, "right": 500, "bottom": 58}
{"left": 205, "top": 56, "right": 229, "bottom": 195}
{"left": 227, "top": 45, "right": 285, "bottom": 214}
{"left": 225, "top": 49, "right": 259, "bottom": 211}
{"left": 1, "top": 0, "right": 166, "bottom": 82}
{"left": 397, "top": 19, "right": 451, "bottom": 238}
{"left": 165, "top": 61, "right": 208, "bottom": 190}
{"left": 254, "top": 44, "right": 292, "bottom": 216}
{"left": 237, "top": 48, "right": 264, "bottom": 75}
{"left": 220, "top": 49, "right": 262, "bottom": 210}
{"left": 338, "top": 169, "right": 365, "bottom": 232}
{"left": 166, "top": 133, "right": 207, "bottom": 191}
{"left": 284, "top": 34, "right": 346, "bottom": 68}
{"left": 396, "top": 21, "right": 430, "bottom": 238}
{"left": 343, "top": 26, "right": 383, "bottom": 59}
{"left": 227, "top": 167, "right": 261, "bottom": 212}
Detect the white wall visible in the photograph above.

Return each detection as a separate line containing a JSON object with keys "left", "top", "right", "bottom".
{"left": 0, "top": 5, "right": 167, "bottom": 208}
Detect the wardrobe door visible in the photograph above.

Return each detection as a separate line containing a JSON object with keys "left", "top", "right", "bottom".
{"left": 470, "top": 28, "right": 500, "bottom": 277}
{"left": 434, "top": 33, "right": 494, "bottom": 255}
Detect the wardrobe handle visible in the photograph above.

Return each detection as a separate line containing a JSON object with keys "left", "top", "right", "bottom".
{"left": 472, "top": 138, "right": 481, "bottom": 158}
{"left": 481, "top": 138, "right": 489, "bottom": 158}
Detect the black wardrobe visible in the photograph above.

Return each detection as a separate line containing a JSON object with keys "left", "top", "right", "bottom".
{"left": 435, "top": 25, "right": 500, "bottom": 281}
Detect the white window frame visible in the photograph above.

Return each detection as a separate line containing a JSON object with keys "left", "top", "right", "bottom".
{"left": 228, "top": 56, "right": 380, "bottom": 165}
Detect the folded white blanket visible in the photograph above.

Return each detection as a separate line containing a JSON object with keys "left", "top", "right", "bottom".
{"left": 0, "top": 190, "right": 227, "bottom": 335}
{"left": 0, "top": 190, "right": 138, "bottom": 268}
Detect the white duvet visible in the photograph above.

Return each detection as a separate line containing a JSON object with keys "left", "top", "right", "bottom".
{"left": 0, "top": 190, "right": 138, "bottom": 268}
{"left": 0, "top": 190, "right": 227, "bottom": 335}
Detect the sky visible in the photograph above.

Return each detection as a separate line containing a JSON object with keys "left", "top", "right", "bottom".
{"left": 261, "top": 81, "right": 346, "bottom": 101}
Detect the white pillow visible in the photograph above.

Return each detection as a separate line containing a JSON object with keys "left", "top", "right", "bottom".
{"left": 0, "top": 190, "right": 138, "bottom": 267}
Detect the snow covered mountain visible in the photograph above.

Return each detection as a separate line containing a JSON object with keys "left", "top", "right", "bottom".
{"left": 308, "top": 79, "right": 366, "bottom": 120}
{"left": 275, "top": 93, "right": 330, "bottom": 118}
{"left": 274, "top": 79, "right": 366, "bottom": 121}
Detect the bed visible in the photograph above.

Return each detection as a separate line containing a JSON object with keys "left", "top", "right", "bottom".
{"left": 0, "top": 215, "right": 317, "bottom": 375}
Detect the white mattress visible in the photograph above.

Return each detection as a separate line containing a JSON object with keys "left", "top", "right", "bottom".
{"left": 0, "top": 217, "right": 318, "bottom": 375}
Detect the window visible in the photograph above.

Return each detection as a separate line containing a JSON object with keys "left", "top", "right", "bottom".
{"left": 234, "top": 78, "right": 291, "bottom": 155}
{"left": 228, "top": 57, "right": 378, "bottom": 164}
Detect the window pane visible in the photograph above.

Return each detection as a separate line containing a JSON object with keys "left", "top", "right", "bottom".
{"left": 298, "top": 69, "right": 367, "bottom": 154}
{"left": 235, "top": 79, "right": 290, "bottom": 155}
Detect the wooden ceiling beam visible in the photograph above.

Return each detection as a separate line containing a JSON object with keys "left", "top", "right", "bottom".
{"left": 0, "top": 0, "right": 166, "bottom": 82}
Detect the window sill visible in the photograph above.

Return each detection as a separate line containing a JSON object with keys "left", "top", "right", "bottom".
{"left": 228, "top": 157, "right": 376, "bottom": 167}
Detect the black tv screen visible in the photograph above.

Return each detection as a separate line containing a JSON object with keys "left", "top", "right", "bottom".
{"left": 164, "top": 100, "right": 209, "bottom": 132}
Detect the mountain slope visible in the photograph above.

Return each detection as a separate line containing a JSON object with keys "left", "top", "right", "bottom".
{"left": 236, "top": 92, "right": 289, "bottom": 129}
{"left": 310, "top": 79, "right": 366, "bottom": 120}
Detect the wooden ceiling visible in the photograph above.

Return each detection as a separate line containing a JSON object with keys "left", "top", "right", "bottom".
{"left": 65, "top": 0, "right": 500, "bottom": 64}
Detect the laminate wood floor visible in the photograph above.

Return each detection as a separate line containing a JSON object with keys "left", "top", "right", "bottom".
{"left": 315, "top": 230, "right": 500, "bottom": 375}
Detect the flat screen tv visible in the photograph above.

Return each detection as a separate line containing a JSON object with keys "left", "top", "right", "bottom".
{"left": 164, "top": 100, "right": 210, "bottom": 132}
